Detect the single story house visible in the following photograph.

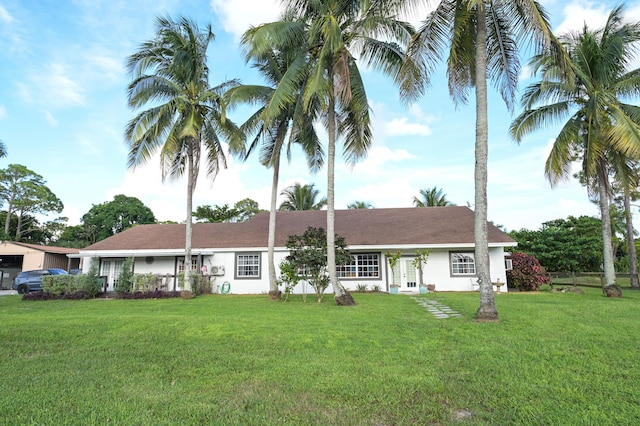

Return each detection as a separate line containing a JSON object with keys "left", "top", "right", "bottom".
{"left": 74, "top": 206, "right": 517, "bottom": 294}
{"left": 0, "top": 241, "right": 80, "bottom": 290}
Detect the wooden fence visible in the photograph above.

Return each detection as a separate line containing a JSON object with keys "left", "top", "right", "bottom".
{"left": 547, "top": 272, "right": 639, "bottom": 289}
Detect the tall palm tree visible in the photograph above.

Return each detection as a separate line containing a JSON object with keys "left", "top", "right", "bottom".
{"left": 398, "top": 0, "right": 567, "bottom": 321}
{"left": 510, "top": 5, "right": 640, "bottom": 294}
{"left": 279, "top": 183, "right": 327, "bottom": 211}
{"left": 248, "top": 0, "right": 413, "bottom": 305}
{"left": 228, "top": 33, "right": 324, "bottom": 299}
{"left": 413, "top": 186, "right": 454, "bottom": 207}
{"left": 125, "top": 16, "right": 241, "bottom": 293}
{"left": 0, "top": 140, "right": 7, "bottom": 158}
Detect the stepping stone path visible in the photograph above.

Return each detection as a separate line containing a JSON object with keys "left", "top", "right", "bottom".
{"left": 411, "top": 297, "right": 463, "bottom": 319}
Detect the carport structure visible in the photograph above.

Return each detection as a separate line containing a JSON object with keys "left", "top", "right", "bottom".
{"left": 0, "top": 241, "right": 79, "bottom": 290}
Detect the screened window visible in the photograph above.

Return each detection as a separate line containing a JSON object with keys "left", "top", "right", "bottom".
{"left": 178, "top": 258, "right": 198, "bottom": 273}
{"left": 236, "top": 253, "right": 261, "bottom": 278}
{"left": 450, "top": 252, "right": 476, "bottom": 275}
{"left": 337, "top": 254, "right": 380, "bottom": 279}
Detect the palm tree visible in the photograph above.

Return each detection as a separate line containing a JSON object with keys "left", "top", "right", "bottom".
{"left": 248, "top": 0, "right": 413, "bottom": 305}
{"left": 413, "top": 186, "right": 454, "bottom": 207}
{"left": 510, "top": 5, "right": 640, "bottom": 294}
{"left": 228, "top": 34, "right": 324, "bottom": 300}
{"left": 398, "top": 0, "right": 568, "bottom": 321}
{"left": 347, "top": 200, "right": 373, "bottom": 209}
{"left": 125, "top": 16, "right": 241, "bottom": 293}
{"left": 0, "top": 140, "right": 7, "bottom": 158}
{"left": 279, "top": 183, "right": 327, "bottom": 211}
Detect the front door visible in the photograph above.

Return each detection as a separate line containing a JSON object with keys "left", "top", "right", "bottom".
{"left": 392, "top": 258, "right": 418, "bottom": 291}
{"left": 401, "top": 258, "right": 417, "bottom": 290}
{"left": 100, "top": 259, "right": 123, "bottom": 291}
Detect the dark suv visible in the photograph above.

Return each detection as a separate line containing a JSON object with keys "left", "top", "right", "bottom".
{"left": 13, "top": 269, "right": 68, "bottom": 294}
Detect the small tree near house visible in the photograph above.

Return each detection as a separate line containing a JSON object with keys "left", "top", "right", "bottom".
{"left": 285, "top": 227, "right": 351, "bottom": 302}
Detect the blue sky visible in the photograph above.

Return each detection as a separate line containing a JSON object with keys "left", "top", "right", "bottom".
{"left": 1, "top": 0, "right": 639, "bottom": 232}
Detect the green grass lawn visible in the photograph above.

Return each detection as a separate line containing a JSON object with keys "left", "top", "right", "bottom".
{"left": 1, "top": 290, "right": 639, "bottom": 425}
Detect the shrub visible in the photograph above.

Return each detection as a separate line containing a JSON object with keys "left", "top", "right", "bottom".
{"left": 356, "top": 283, "right": 368, "bottom": 292}
{"left": 371, "top": 284, "right": 381, "bottom": 292}
{"left": 278, "top": 260, "right": 301, "bottom": 302}
{"left": 76, "top": 260, "right": 102, "bottom": 297}
{"left": 506, "top": 252, "right": 551, "bottom": 291}
{"left": 134, "top": 273, "right": 158, "bottom": 291}
{"left": 116, "top": 257, "right": 134, "bottom": 294}
{"left": 42, "top": 275, "right": 77, "bottom": 296}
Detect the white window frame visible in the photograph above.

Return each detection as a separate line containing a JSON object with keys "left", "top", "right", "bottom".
{"left": 450, "top": 252, "right": 476, "bottom": 276}
{"left": 337, "top": 253, "right": 380, "bottom": 279}
{"left": 235, "top": 253, "right": 261, "bottom": 279}
{"left": 178, "top": 258, "right": 198, "bottom": 273}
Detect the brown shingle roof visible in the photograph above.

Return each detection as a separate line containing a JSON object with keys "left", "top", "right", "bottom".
{"left": 82, "top": 207, "right": 515, "bottom": 252}
{"left": 10, "top": 241, "right": 79, "bottom": 254}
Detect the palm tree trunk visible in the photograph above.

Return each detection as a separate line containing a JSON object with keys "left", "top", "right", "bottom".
{"left": 597, "top": 163, "right": 617, "bottom": 289}
{"left": 474, "top": 3, "right": 498, "bottom": 321}
{"left": 624, "top": 189, "right": 639, "bottom": 288}
{"left": 268, "top": 152, "right": 281, "bottom": 300}
{"left": 184, "top": 146, "right": 195, "bottom": 294}
{"left": 327, "top": 93, "right": 355, "bottom": 306}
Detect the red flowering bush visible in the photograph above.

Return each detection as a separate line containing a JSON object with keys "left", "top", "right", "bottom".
{"left": 506, "top": 252, "right": 550, "bottom": 291}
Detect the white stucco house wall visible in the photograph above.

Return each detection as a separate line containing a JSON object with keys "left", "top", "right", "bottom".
{"left": 73, "top": 207, "right": 517, "bottom": 294}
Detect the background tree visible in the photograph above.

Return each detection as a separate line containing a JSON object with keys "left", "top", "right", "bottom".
{"left": 509, "top": 216, "right": 604, "bottom": 272}
{"left": 278, "top": 183, "right": 327, "bottom": 211}
{"left": 125, "top": 16, "right": 241, "bottom": 293}
{"left": 413, "top": 186, "right": 455, "bottom": 207}
{"left": 347, "top": 200, "right": 373, "bottom": 209}
{"left": 193, "top": 204, "right": 238, "bottom": 223}
{"left": 398, "top": 0, "right": 567, "bottom": 320}
{"left": 194, "top": 198, "right": 263, "bottom": 223}
{"left": 284, "top": 226, "right": 351, "bottom": 302}
{"left": 510, "top": 6, "right": 640, "bottom": 294}
{"left": 0, "top": 164, "right": 63, "bottom": 240}
{"left": 0, "top": 140, "right": 7, "bottom": 158}
{"left": 233, "top": 198, "right": 263, "bottom": 222}
{"left": 81, "top": 194, "right": 156, "bottom": 244}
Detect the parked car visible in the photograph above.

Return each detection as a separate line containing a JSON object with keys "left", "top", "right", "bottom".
{"left": 13, "top": 269, "right": 69, "bottom": 294}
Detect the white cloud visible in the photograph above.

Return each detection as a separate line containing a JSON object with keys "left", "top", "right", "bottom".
{"left": 0, "top": 105, "right": 6, "bottom": 119}
{"left": 0, "top": 5, "right": 14, "bottom": 23}
{"left": 554, "top": 2, "right": 609, "bottom": 35}
{"left": 385, "top": 117, "right": 432, "bottom": 136}
{"left": 43, "top": 110, "right": 58, "bottom": 126}
{"left": 209, "top": 0, "right": 283, "bottom": 39}
{"left": 18, "top": 62, "right": 85, "bottom": 109}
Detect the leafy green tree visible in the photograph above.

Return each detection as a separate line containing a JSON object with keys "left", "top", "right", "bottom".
{"left": 81, "top": 194, "right": 156, "bottom": 243}
{"left": 413, "top": 186, "right": 455, "bottom": 207}
{"left": 193, "top": 198, "right": 263, "bottom": 223}
{"left": 509, "top": 216, "right": 604, "bottom": 272}
{"left": 232, "top": 198, "right": 263, "bottom": 222}
{"left": 398, "top": 0, "right": 566, "bottom": 321}
{"left": 285, "top": 227, "right": 351, "bottom": 302}
{"left": 0, "top": 164, "right": 63, "bottom": 240}
{"left": 347, "top": 200, "right": 373, "bottom": 209}
{"left": 279, "top": 183, "right": 327, "bottom": 211}
{"left": 0, "top": 140, "right": 7, "bottom": 158}
{"left": 249, "top": 0, "right": 412, "bottom": 305}
{"left": 228, "top": 36, "right": 323, "bottom": 299}
{"left": 193, "top": 204, "right": 238, "bottom": 223}
{"left": 125, "top": 16, "right": 241, "bottom": 292}
{"left": 511, "top": 6, "right": 640, "bottom": 291}
{"left": 55, "top": 224, "right": 92, "bottom": 248}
